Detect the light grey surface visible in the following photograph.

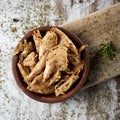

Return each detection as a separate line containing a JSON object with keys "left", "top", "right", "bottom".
{"left": 0, "top": 0, "right": 120, "bottom": 120}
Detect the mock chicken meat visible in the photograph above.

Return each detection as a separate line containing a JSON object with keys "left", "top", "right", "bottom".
{"left": 14, "top": 27, "right": 86, "bottom": 96}
{"left": 32, "top": 30, "right": 42, "bottom": 53}
{"left": 54, "top": 27, "right": 78, "bottom": 55}
{"left": 24, "top": 52, "right": 47, "bottom": 82}
{"left": 27, "top": 73, "right": 55, "bottom": 94}
{"left": 23, "top": 51, "right": 38, "bottom": 71}
{"left": 39, "top": 29, "right": 58, "bottom": 59}
{"left": 13, "top": 42, "right": 24, "bottom": 56}
{"left": 17, "top": 62, "right": 29, "bottom": 79}
{"left": 43, "top": 45, "right": 68, "bottom": 81}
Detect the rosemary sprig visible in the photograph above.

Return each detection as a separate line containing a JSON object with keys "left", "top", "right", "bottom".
{"left": 97, "top": 41, "right": 116, "bottom": 60}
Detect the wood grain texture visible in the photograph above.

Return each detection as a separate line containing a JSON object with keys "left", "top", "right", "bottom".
{"left": 62, "top": 3, "right": 120, "bottom": 90}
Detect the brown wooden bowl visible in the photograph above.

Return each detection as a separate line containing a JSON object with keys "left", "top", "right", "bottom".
{"left": 12, "top": 26, "right": 89, "bottom": 103}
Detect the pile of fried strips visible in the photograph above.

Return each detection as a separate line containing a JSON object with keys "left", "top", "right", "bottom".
{"left": 14, "top": 27, "right": 86, "bottom": 96}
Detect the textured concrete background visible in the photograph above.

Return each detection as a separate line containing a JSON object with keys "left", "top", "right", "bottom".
{"left": 0, "top": 0, "right": 120, "bottom": 120}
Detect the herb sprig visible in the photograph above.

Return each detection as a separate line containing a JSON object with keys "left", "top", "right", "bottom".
{"left": 97, "top": 41, "right": 116, "bottom": 60}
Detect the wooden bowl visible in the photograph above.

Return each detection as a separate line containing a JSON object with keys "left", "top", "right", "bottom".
{"left": 12, "top": 26, "right": 89, "bottom": 103}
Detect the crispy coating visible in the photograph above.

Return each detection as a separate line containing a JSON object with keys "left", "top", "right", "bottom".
{"left": 32, "top": 30, "right": 42, "bottom": 53}
{"left": 54, "top": 63, "right": 84, "bottom": 96}
{"left": 48, "top": 70, "right": 61, "bottom": 86}
{"left": 68, "top": 53, "right": 80, "bottom": 66}
{"left": 24, "top": 52, "right": 47, "bottom": 82}
{"left": 30, "top": 73, "right": 43, "bottom": 85}
{"left": 79, "top": 45, "right": 88, "bottom": 54}
{"left": 43, "top": 45, "right": 68, "bottom": 81}
{"left": 17, "top": 62, "right": 29, "bottom": 79}
{"left": 27, "top": 73, "right": 55, "bottom": 94}
{"left": 23, "top": 51, "right": 38, "bottom": 71}
{"left": 20, "top": 39, "right": 34, "bottom": 60}
{"left": 13, "top": 42, "right": 24, "bottom": 56}
{"left": 53, "top": 27, "right": 78, "bottom": 55}
{"left": 39, "top": 30, "right": 58, "bottom": 59}
{"left": 55, "top": 75, "right": 79, "bottom": 96}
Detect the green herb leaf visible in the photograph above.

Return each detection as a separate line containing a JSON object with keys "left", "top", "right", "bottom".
{"left": 97, "top": 41, "right": 116, "bottom": 60}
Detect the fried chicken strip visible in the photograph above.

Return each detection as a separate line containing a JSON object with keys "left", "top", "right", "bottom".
{"left": 39, "top": 30, "right": 58, "bottom": 59}
{"left": 27, "top": 73, "right": 55, "bottom": 94}
{"left": 55, "top": 75, "right": 79, "bottom": 96}
{"left": 43, "top": 46, "right": 68, "bottom": 81}
{"left": 53, "top": 27, "right": 78, "bottom": 55}
{"left": 24, "top": 52, "right": 47, "bottom": 82}
{"left": 32, "top": 30, "right": 42, "bottom": 53}
{"left": 20, "top": 39, "right": 34, "bottom": 61}
{"left": 55, "top": 62, "right": 84, "bottom": 96}
{"left": 48, "top": 70, "right": 61, "bottom": 86}
{"left": 23, "top": 52, "right": 38, "bottom": 71}
{"left": 13, "top": 42, "right": 24, "bottom": 56}
{"left": 17, "top": 62, "right": 29, "bottom": 79}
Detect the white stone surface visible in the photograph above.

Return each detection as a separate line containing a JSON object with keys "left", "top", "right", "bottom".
{"left": 0, "top": 0, "right": 119, "bottom": 120}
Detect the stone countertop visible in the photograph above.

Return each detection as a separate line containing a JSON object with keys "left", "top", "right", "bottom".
{"left": 0, "top": 0, "right": 120, "bottom": 120}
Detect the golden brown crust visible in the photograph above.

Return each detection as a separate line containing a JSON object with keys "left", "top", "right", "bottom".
{"left": 39, "top": 30, "right": 58, "bottom": 59}
{"left": 19, "top": 39, "right": 34, "bottom": 61}
{"left": 32, "top": 30, "right": 42, "bottom": 53}
{"left": 55, "top": 75, "right": 79, "bottom": 96}
{"left": 13, "top": 42, "right": 24, "bottom": 56}
{"left": 43, "top": 45, "right": 68, "bottom": 81}
{"left": 24, "top": 52, "right": 47, "bottom": 82}
{"left": 27, "top": 73, "right": 55, "bottom": 94}
{"left": 17, "top": 62, "right": 29, "bottom": 80}
{"left": 23, "top": 51, "right": 38, "bottom": 71}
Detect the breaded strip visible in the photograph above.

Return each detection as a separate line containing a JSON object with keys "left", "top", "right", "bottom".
{"left": 32, "top": 30, "right": 42, "bottom": 53}
{"left": 48, "top": 70, "right": 61, "bottom": 86}
{"left": 54, "top": 27, "right": 78, "bottom": 55}
{"left": 24, "top": 52, "right": 47, "bottom": 82}
{"left": 27, "top": 73, "right": 55, "bottom": 95}
{"left": 43, "top": 46, "right": 68, "bottom": 81}
{"left": 79, "top": 45, "right": 88, "bottom": 54}
{"left": 68, "top": 53, "right": 80, "bottom": 66}
{"left": 55, "top": 75, "right": 79, "bottom": 96}
{"left": 55, "top": 62, "right": 84, "bottom": 96}
{"left": 23, "top": 51, "right": 38, "bottom": 70}
{"left": 20, "top": 39, "right": 34, "bottom": 60}
{"left": 30, "top": 73, "right": 43, "bottom": 85}
{"left": 17, "top": 62, "right": 29, "bottom": 79}
{"left": 39, "top": 30, "right": 58, "bottom": 59}
{"left": 13, "top": 42, "right": 24, "bottom": 56}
